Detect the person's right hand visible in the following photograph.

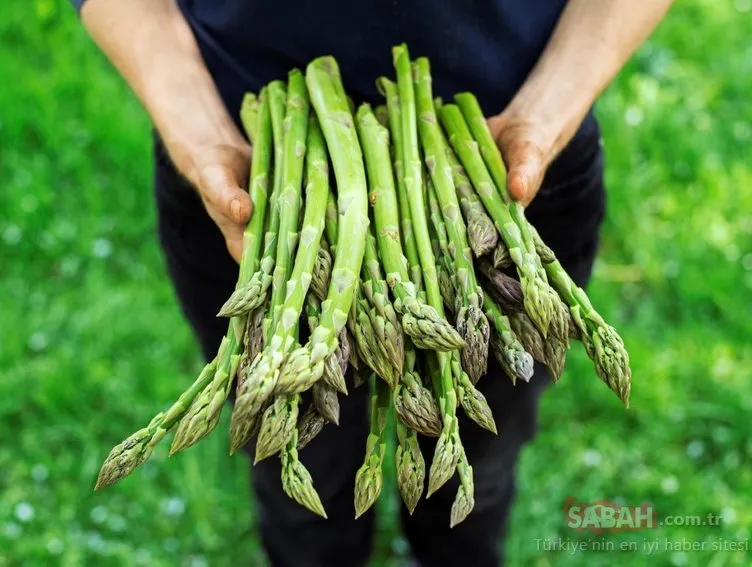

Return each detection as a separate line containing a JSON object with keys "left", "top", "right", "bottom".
{"left": 187, "top": 141, "right": 253, "bottom": 262}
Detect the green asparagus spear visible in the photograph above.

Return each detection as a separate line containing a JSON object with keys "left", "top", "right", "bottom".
{"left": 435, "top": 97, "right": 498, "bottom": 257}
{"left": 311, "top": 239, "right": 332, "bottom": 301}
{"left": 356, "top": 100, "right": 463, "bottom": 352}
{"left": 95, "top": 358, "right": 218, "bottom": 489}
{"left": 395, "top": 421, "right": 426, "bottom": 514}
{"left": 273, "top": 56, "right": 370, "bottom": 395}
{"left": 414, "top": 58, "right": 490, "bottom": 383}
{"left": 218, "top": 82, "right": 286, "bottom": 316}
{"left": 230, "top": 98, "right": 324, "bottom": 454}
{"left": 437, "top": 103, "right": 568, "bottom": 342}
{"left": 484, "top": 295, "right": 535, "bottom": 384}
{"left": 354, "top": 376, "right": 389, "bottom": 518}
{"left": 450, "top": 447, "right": 475, "bottom": 528}
{"left": 376, "top": 77, "right": 422, "bottom": 290}
{"left": 393, "top": 44, "right": 462, "bottom": 498}
{"left": 392, "top": 347, "right": 442, "bottom": 437}
{"left": 170, "top": 90, "right": 274, "bottom": 455}
{"left": 281, "top": 429, "right": 328, "bottom": 518}
{"left": 530, "top": 226, "right": 631, "bottom": 405}
{"left": 360, "top": 226, "right": 405, "bottom": 380}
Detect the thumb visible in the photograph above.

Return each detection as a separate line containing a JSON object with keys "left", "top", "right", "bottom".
{"left": 502, "top": 141, "right": 547, "bottom": 207}
{"left": 507, "top": 154, "right": 545, "bottom": 206}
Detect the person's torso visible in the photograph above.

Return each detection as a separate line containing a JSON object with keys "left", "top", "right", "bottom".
{"left": 178, "top": 0, "right": 601, "bottom": 192}
{"left": 179, "top": 0, "right": 571, "bottom": 112}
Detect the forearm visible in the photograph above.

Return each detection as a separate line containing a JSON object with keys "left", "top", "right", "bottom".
{"left": 80, "top": 0, "right": 246, "bottom": 185}
{"left": 507, "top": 0, "right": 674, "bottom": 156}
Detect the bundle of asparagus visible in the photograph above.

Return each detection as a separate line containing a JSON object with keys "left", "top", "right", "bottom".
{"left": 95, "top": 45, "right": 631, "bottom": 527}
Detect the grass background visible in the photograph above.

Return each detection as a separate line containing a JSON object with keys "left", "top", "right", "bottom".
{"left": 1, "top": 0, "right": 750, "bottom": 565}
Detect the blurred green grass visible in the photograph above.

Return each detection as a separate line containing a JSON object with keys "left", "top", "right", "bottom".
{"left": 1, "top": 0, "right": 750, "bottom": 566}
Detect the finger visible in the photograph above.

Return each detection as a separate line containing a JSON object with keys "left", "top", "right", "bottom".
{"left": 507, "top": 152, "right": 546, "bottom": 207}
{"left": 199, "top": 163, "right": 252, "bottom": 226}
{"left": 497, "top": 137, "right": 546, "bottom": 206}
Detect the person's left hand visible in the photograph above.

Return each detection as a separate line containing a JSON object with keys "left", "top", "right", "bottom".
{"left": 486, "top": 112, "right": 559, "bottom": 208}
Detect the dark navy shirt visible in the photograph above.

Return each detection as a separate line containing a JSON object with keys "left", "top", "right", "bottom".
{"left": 72, "top": 0, "right": 600, "bottom": 184}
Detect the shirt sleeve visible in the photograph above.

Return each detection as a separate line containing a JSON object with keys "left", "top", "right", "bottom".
{"left": 69, "top": 0, "right": 86, "bottom": 12}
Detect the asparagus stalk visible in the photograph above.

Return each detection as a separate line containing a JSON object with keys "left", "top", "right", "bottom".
{"left": 360, "top": 226, "right": 405, "bottom": 381}
{"left": 455, "top": 94, "right": 571, "bottom": 342}
{"left": 219, "top": 82, "right": 287, "bottom": 316}
{"left": 420, "top": 158, "right": 489, "bottom": 382}
{"left": 425, "top": 173, "right": 457, "bottom": 313}
{"left": 393, "top": 44, "right": 462, "bottom": 498}
{"left": 434, "top": 97, "right": 498, "bottom": 257}
{"left": 352, "top": 283, "right": 396, "bottom": 385}
{"left": 437, "top": 103, "right": 569, "bottom": 342}
{"left": 376, "top": 77, "right": 422, "bottom": 290}
{"left": 353, "top": 376, "right": 389, "bottom": 518}
{"left": 484, "top": 295, "right": 535, "bottom": 384}
{"left": 255, "top": 393, "right": 300, "bottom": 462}
{"left": 450, "top": 351, "right": 497, "bottom": 434}
{"left": 508, "top": 312, "right": 546, "bottom": 365}
{"left": 281, "top": 428, "right": 328, "bottom": 518}
{"left": 450, "top": 447, "right": 475, "bottom": 528}
{"left": 356, "top": 101, "right": 463, "bottom": 352}
{"left": 237, "top": 304, "right": 267, "bottom": 392}
{"left": 415, "top": 58, "right": 490, "bottom": 383}
{"left": 95, "top": 358, "right": 218, "bottom": 489}
{"left": 324, "top": 189, "right": 339, "bottom": 252}
{"left": 230, "top": 100, "right": 324, "bottom": 455}
{"left": 306, "top": 294, "right": 348, "bottom": 394}
{"left": 312, "top": 382, "right": 340, "bottom": 426}
{"left": 478, "top": 258, "right": 525, "bottom": 315}
{"left": 507, "top": 311, "right": 567, "bottom": 382}
{"left": 530, "top": 226, "right": 631, "bottom": 405}
{"left": 273, "top": 56, "right": 370, "bottom": 395}
{"left": 425, "top": 176, "right": 495, "bottom": 430}
{"left": 323, "top": 186, "right": 361, "bottom": 375}
{"left": 170, "top": 90, "right": 274, "bottom": 455}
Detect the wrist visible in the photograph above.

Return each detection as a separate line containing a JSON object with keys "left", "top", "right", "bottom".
{"left": 503, "top": 65, "right": 598, "bottom": 162}
{"left": 139, "top": 17, "right": 247, "bottom": 186}
{"left": 83, "top": 0, "right": 247, "bottom": 187}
